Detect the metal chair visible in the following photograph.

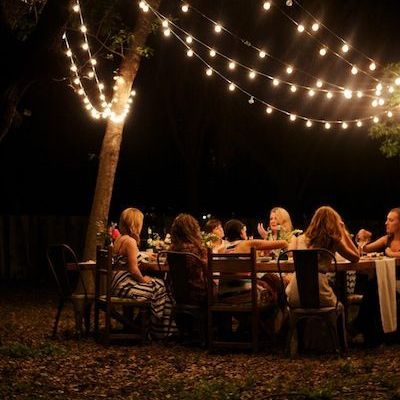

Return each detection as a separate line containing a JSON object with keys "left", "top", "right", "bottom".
{"left": 46, "top": 244, "right": 92, "bottom": 337}
{"left": 157, "top": 250, "right": 208, "bottom": 346}
{"left": 277, "top": 249, "right": 347, "bottom": 357}
{"left": 207, "top": 248, "right": 274, "bottom": 352}
{"left": 94, "top": 246, "right": 151, "bottom": 345}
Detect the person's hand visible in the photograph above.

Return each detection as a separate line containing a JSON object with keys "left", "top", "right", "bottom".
{"left": 356, "top": 229, "right": 372, "bottom": 243}
{"left": 142, "top": 275, "right": 153, "bottom": 283}
{"left": 257, "top": 223, "right": 268, "bottom": 239}
{"left": 385, "top": 247, "right": 395, "bottom": 257}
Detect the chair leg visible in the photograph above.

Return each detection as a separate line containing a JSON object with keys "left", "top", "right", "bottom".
{"left": 326, "top": 315, "right": 340, "bottom": 356}
{"left": 94, "top": 300, "right": 99, "bottom": 339}
{"left": 207, "top": 311, "right": 213, "bottom": 350}
{"left": 52, "top": 299, "right": 64, "bottom": 338}
{"left": 252, "top": 311, "right": 259, "bottom": 353}
{"left": 287, "top": 315, "right": 298, "bottom": 358}
{"left": 339, "top": 310, "right": 348, "bottom": 351}
{"left": 83, "top": 300, "right": 92, "bottom": 337}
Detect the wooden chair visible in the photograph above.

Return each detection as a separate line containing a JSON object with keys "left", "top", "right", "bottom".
{"left": 157, "top": 251, "right": 208, "bottom": 345}
{"left": 277, "top": 249, "right": 347, "bottom": 357}
{"left": 207, "top": 248, "right": 274, "bottom": 352}
{"left": 94, "top": 246, "right": 151, "bottom": 345}
{"left": 46, "top": 244, "right": 92, "bottom": 337}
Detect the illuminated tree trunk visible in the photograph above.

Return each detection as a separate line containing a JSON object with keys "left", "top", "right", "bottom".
{"left": 83, "top": 0, "right": 161, "bottom": 262}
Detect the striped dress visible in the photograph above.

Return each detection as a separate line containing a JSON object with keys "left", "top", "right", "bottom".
{"left": 111, "top": 255, "right": 177, "bottom": 339}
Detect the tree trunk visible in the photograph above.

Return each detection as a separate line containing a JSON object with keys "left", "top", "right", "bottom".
{"left": 83, "top": 0, "right": 161, "bottom": 261}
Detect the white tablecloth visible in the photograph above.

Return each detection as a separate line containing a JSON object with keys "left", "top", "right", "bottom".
{"left": 375, "top": 258, "right": 397, "bottom": 333}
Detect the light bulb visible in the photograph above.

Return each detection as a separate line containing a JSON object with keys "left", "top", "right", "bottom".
{"left": 206, "top": 68, "right": 213, "bottom": 76}
{"left": 272, "top": 78, "right": 280, "bottom": 86}
{"left": 286, "top": 66, "right": 293, "bottom": 74}
{"left": 73, "top": 4, "right": 79, "bottom": 12}
{"left": 98, "top": 83, "right": 104, "bottom": 90}
{"left": 209, "top": 49, "right": 216, "bottom": 57}
{"left": 249, "top": 71, "right": 256, "bottom": 79}
{"left": 163, "top": 29, "right": 171, "bottom": 37}
{"left": 357, "top": 120, "right": 362, "bottom": 127}
{"left": 375, "top": 90, "right": 382, "bottom": 97}
{"left": 289, "top": 114, "right": 296, "bottom": 121}
{"left": 297, "top": 24, "right": 305, "bottom": 33}
{"left": 263, "top": 1, "right": 271, "bottom": 10}
{"left": 312, "top": 23, "right": 319, "bottom": 32}
{"left": 142, "top": 5, "right": 149, "bottom": 12}
{"left": 319, "top": 47, "right": 327, "bottom": 56}
{"left": 82, "top": 42, "right": 89, "bottom": 51}
{"left": 80, "top": 25, "right": 87, "bottom": 33}
{"left": 388, "top": 86, "right": 395, "bottom": 93}
{"left": 378, "top": 98, "right": 385, "bottom": 106}
{"left": 395, "top": 78, "right": 400, "bottom": 86}
{"left": 78, "top": 88, "right": 84, "bottom": 95}
{"left": 73, "top": 78, "right": 80, "bottom": 85}
{"left": 186, "top": 49, "right": 193, "bottom": 57}
{"left": 343, "top": 89, "right": 352, "bottom": 99}
{"left": 388, "top": 111, "right": 393, "bottom": 118}
{"left": 70, "top": 65, "right": 77, "bottom": 72}
{"left": 259, "top": 50, "right": 266, "bottom": 58}
{"left": 286, "top": 0, "right": 293, "bottom": 5}
{"left": 316, "top": 80, "right": 323, "bottom": 88}
{"left": 325, "top": 122, "right": 331, "bottom": 129}
{"left": 139, "top": 1, "right": 145, "bottom": 9}
{"left": 214, "top": 24, "right": 222, "bottom": 33}
{"left": 100, "top": 94, "right": 105, "bottom": 101}
{"left": 131, "top": 90, "right": 136, "bottom": 96}
{"left": 342, "top": 122, "right": 348, "bottom": 129}
{"left": 229, "top": 83, "right": 235, "bottom": 91}
{"left": 186, "top": 36, "right": 193, "bottom": 44}
{"left": 341, "top": 43, "right": 349, "bottom": 53}
{"left": 326, "top": 92, "right": 333, "bottom": 99}
{"left": 290, "top": 85, "right": 297, "bottom": 93}
{"left": 357, "top": 91, "right": 363, "bottom": 98}
{"left": 228, "top": 61, "right": 236, "bottom": 70}
{"left": 85, "top": 104, "right": 91, "bottom": 110}
{"left": 306, "top": 120, "right": 312, "bottom": 127}
{"left": 181, "top": 4, "right": 189, "bottom": 12}
{"left": 88, "top": 71, "right": 94, "bottom": 79}
{"left": 266, "top": 107, "right": 273, "bottom": 114}
{"left": 351, "top": 66, "right": 358, "bottom": 75}
{"left": 308, "top": 89, "right": 315, "bottom": 97}
{"left": 376, "top": 83, "right": 383, "bottom": 91}
{"left": 369, "top": 62, "right": 376, "bottom": 71}
{"left": 162, "top": 20, "right": 169, "bottom": 28}
{"left": 90, "top": 58, "right": 97, "bottom": 65}
{"left": 371, "top": 99, "right": 378, "bottom": 107}
{"left": 66, "top": 49, "right": 72, "bottom": 57}
{"left": 373, "top": 116, "right": 379, "bottom": 123}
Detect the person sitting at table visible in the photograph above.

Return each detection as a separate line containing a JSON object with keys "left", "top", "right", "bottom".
{"left": 357, "top": 208, "right": 400, "bottom": 257}
{"left": 204, "top": 218, "right": 227, "bottom": 252}
{"left": 169, "top": 213, "right": 208, "bottom": 305}
{"left": 354, "top": 207, "right": 400, "bottom": 345}
{"left": 112, "top": 207, "right": 176, "bottom": 339}
{"left": 257, "top": 207, "right": 297, "bottom": 251}
{"left": 286, "top": 206, "right": 359, "bottom": 308}
{"left": 219, "top": 219, "right": 287, "bottom": 305}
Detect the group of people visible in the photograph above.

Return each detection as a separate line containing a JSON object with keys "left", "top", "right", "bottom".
{"left": 110, "top": 205, "right": 400, "bottom": 346}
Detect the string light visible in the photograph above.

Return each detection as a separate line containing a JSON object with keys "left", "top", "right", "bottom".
{"left": 286, "top": 66, "right": 293, "bottom": 74}
{"left": 147, "top": 5, "right": 390, "bottom": 130}
{"left": 206, "top": 67, "right": 213, "bottom": 76}
{"left": 351, "top": 66, "right": 358, "bottom": 75}
{"left": 297, "top": 24, "right": 305, "bottom": 33}
{"left": 290, "top": 85, "right": 297, "bottom": 93}
{"left": 341, "top": 43, "right": 349, "bottom": 53}
{"left": 306, "top": 120, "right": 312, "bottom": 127}
{"left": 249, "top": 70, "right": 256, "bottom": 79}
{"left": 319, "top": 47, "right": 327, "bottom": 56}
{"left": 311, "top": 23, "right": 319, "bottom": 32}
{"left": 388, "top": 111, "right": 393, "bottom": 118}
{"left": 181, "top": 3, "right": 189, "bottom": 12}
{"left": 228, "top": 61, "right": 236, "bottom": 70}
{"left": 356, "top": 120, "right": 363, "bottom": 127}
{"left": 373, "top": 116, "right": 379, "bottom": 123}
{"left": 214, "top": 23, "right": 222, "bottom": 33}
{"left": 263, "top": 2, "right": 271, "bottom": 11}
{"left": 186, "top": 35, "right": 193, "bottom": 44}
{"left": 266, "top": 106, "right": 273, "bottom": 114}
{"left": 259, "top": 50, "right": 266, "bottom": 58}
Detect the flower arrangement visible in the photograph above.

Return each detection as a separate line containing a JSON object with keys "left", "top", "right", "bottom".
{"left": 201, "top": 232, "right": 221, "bottom": 248}
{"left": 146, "top": 232, "right": 171, "bottom": 251}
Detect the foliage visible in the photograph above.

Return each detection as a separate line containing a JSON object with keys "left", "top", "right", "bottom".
{"left": 369, "top": 63, "right": 400, "bottom": 157}
{"left": 0, "top": 341, "right": 67, "bottom": 358}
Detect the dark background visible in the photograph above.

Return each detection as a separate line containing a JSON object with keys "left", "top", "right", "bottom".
{"left": 1, "top": 0, "right": 400, "bottom": 235}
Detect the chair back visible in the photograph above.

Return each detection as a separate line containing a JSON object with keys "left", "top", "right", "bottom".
{"left": 95, "top": 246, "right": 113, "bottom": 301}
{"left": 157, "top": 251, "right": 207, "bottom": 305}
{"left": 278, "top": 249, "right": 337, "bottom": 309}
{"left": 207, "top": 248, "right": 257, "bottom": 308}
{"left": 47, "top": 244, "right": 85, "bottom": 299}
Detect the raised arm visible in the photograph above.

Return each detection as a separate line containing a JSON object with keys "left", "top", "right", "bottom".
{"left": 336, "top": 224, "right": 360, "bottom": 263}
{"left": 363, "top": 236, "right": 387, "bottom": 253}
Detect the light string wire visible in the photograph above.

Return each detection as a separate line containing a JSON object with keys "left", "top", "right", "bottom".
{"left": 178, "top": 0, "right": 380, "bottom": 91}
{"left": 162, "top": 8, "right": 377, "bottom": 101}
{"left": 150, "top": 5, "right": 393, "bottom": 129}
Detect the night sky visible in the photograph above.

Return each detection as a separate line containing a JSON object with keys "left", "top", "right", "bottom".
{"left": 1, "top": 0, "right": 400, "bottom": 234}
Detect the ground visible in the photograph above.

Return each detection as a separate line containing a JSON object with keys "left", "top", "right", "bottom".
{"left": 1, "top": 284, "right": 400, "bottom": 400}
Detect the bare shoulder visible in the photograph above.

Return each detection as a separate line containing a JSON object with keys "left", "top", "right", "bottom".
{"left": 115, "top": 235, "right": 137, "bottom": 255}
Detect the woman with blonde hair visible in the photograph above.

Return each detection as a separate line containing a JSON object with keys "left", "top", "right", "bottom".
{"left": 286, "top": 206, "right": 359, "bottom": 307}
{"left": 112, "top": 207, "right": 176, "bottom": 339}
{"left": 257, "top": 207, "right": 297, "bottom": 249}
